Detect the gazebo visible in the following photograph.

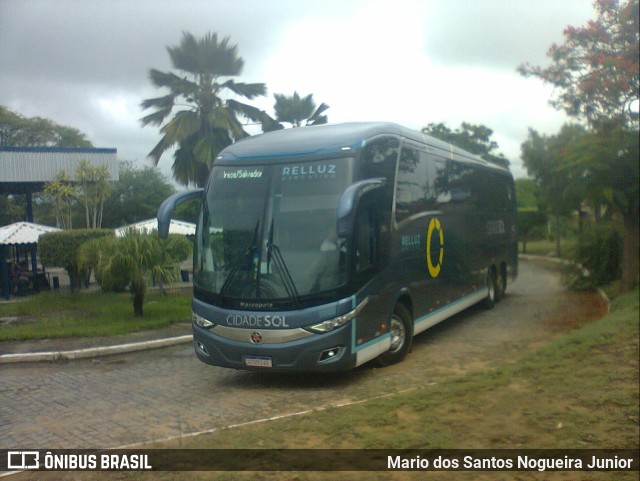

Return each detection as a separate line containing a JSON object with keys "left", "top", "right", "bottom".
{"left": 0, "top": 221, "right": 61, "bottom": 299}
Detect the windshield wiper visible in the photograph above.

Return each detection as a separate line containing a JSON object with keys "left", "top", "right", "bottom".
{"left": 266, "top": 218, "right": 300, "bottom": 305}
{"left": 219, "top": 219, "right": 260, "bottom": 300}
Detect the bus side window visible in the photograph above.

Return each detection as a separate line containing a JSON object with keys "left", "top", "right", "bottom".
{"left": 396, "top": 146, "right": 430, "bottom": 223}
{"left": 361, "top": 136, "right": 398, "bottom": 240}
{"left": 431, "top": 157, "right": 449, "bottom": 205}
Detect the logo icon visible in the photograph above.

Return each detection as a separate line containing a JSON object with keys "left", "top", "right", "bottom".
{"left": 426, "top": 218, "right": 444, "bottom": 278}
{"left": 8, "top": 451, "right": 40, "bottom": 470}
{"left": 250, "top": 332, "right": 263, "bottom": 344}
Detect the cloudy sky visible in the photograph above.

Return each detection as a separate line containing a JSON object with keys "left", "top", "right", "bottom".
{"left": 1, "top": 0, "right": 596, "bottom": 180}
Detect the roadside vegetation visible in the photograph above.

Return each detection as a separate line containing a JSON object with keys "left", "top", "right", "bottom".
{"left": 0, "top": 290, "right": 190, "bottom": 340}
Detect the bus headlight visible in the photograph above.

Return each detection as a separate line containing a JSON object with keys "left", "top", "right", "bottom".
{"left": 192, "top": 311, "right": 214, "bottom": 328}
{"left": 306, "top": 297, "right": 369, "bottom": 334}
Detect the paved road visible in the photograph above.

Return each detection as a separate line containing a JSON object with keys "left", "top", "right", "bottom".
{"left": 0, "top": 259, "right": 604, "bottom": 449}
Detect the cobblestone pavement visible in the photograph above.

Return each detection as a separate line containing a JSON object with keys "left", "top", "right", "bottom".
{"left": 0, "top": 259, "right": 606, "bottom": 450}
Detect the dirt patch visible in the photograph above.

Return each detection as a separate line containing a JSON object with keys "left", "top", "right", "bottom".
{"left": 543, "top": 290, "right": 609, "bottom": 332}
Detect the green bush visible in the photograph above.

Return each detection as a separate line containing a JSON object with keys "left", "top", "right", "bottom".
{"left": 79, "top": 231, "right": 191, "bottom": 297}
{"left": 568, "top": 223, "right": 621, "bottom": 288}
{"left": 39, "top": 229, "right": 114, "bottom": 289}
{"left": 78, "top": 236, "right": 129, "bottom": 291}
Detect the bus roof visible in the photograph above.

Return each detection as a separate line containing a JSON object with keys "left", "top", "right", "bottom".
{"left": 217, "top": 122, "right": 505, "bottom": 171}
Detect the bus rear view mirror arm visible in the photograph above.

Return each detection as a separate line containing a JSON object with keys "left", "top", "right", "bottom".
{"left": 157, "top": 189, "right": 204, "bottom": 239}
{"left": 336, "top": 178, "right": 386, "bottom": 237}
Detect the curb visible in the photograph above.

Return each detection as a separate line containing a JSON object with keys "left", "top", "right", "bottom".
{"left": 0, "top": 335, "right": 193, "bottom": 364}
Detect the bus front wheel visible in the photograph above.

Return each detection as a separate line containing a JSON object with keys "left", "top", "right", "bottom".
{"left": 377, "top": 303, "right": 413, "bottom": 366}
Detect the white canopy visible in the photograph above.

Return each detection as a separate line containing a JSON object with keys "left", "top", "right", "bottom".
{"left": 115, "top": 219, "right": 196, "bottom": 237}
{"left": 0, "top": 221, "right": 62, "bottom": 245}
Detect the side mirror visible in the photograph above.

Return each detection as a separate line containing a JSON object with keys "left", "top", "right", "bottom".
{"left": 336, "top": 178, "right": 386, "bottom": 237}
{"left": 157, "top": 189, "right": 203, "bottom": 238}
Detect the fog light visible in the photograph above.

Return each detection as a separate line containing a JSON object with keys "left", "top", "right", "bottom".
{"left": 197, "top": 342, "right": 209, "bottom": 355}
{"left": 318, "top": 347, "right": 342, "bottom": 362}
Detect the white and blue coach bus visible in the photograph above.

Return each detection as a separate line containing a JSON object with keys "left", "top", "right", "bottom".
{"left": 158, "top": 122, "right": 518, "bottom": 371}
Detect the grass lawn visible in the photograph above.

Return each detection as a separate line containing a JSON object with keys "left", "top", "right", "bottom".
{"left": 0, "top": 290, "right": 191, "bottom": 341}
{"left": 519, "top": 238, "right": 577, "bottom": 257}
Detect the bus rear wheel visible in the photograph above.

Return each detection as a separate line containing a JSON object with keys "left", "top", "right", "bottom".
{"left": 377, "top": 303, "right": 412, "bottom": 366}
{"left": 483, "top": 267, "right": 497, "bottom": 309}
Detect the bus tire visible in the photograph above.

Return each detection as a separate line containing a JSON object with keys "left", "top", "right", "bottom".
{"left": 377, "top": 303, "right": 412, "bottom": 366}
{"left": 483, "top": 267, "right": 497, "bottom": 309}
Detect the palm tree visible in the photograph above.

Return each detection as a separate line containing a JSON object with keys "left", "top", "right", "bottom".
{"left": 87, "top": 231, "right": 191, "bottom": 316}
{"left": 141, "top": 32, "right": 278, "bottom": 187}
{"left": 44, "top": 171, "right": 75, "bottom": 229}
{"left": 273, "top": 91, "right": 329, "bottom": 128}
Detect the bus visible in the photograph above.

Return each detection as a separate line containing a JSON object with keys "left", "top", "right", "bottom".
{"left": 158, "top": 122, "right": 518, "bottom": 371}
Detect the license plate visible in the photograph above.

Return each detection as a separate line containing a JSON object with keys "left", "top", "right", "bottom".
{"left": 244, "top": 356, "right": 273, "bottom": 368}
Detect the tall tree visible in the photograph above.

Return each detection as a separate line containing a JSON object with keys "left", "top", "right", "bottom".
{"left": 101, "top": 162, "right": 176, "bottom": 228}
{"left": 75, "top": 160, "right": 112, "bottom": 229}
{"left": 141, "top": 32, "right": 278, "bottom": 187}
{"left": 421, "top": 122, "right": 510, "bottom": 169}
{"left": 519, "top": 0, "right": 639, "bottom": 291}
{"left": 520, "top": 125, "right": 586, "bottom": 256}
{"left": 273, "top": 91, "right": 329, "bottom": 128}
{"left": 43, "top": 171, "right": 76, "bottom": 229}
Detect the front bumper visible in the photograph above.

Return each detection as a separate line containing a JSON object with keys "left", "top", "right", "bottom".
{"left": 192, "top": 323, "right": 356, "bottom": 372}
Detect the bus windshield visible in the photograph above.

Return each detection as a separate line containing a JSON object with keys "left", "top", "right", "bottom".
{"left": 194, "top": 157, "right": 355, "bottom": 306}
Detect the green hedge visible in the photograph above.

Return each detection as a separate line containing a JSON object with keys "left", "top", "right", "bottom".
{"left": 568, "top": 223, "right": 622, "bottom": 288}
{"left": 39, "top": 229, "right": 115, "bottom": 289}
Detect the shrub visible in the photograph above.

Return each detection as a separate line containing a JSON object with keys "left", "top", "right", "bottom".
{"left": 568, "top": 223, "right": 621, "bottom": 288}
{"left": 39, "top": 229, "right": 115, "bottom": 289}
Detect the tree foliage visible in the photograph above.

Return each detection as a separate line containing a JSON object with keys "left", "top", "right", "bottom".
{"left": 273, "top": 91, "right": 329, "bottom": 128}
{"left": 421, "top": 122, "right": 510, "bottom": 169}
{"left": 44, "top": 171, "right": 76, "bottom": 229}
{"left": 75, "top": 160, "right": 111, "bottom": 229}
{"left": 518, "top": 0, "right": 639, "bottom": 129}
{"left": 101, "top": 162, "right": 176, "bottom": 228}
{"left": 0, "top": 106, "right": 93, "bottom": 147}
{"left": 519, "top": 0, "right": 639, "bottom": 291}
{"left": 141, "top": 32, "right": 278, "bottom": 187}
{"left": 0, "top": 196, "right": 25, "bottom": 225}
{"left": 39, "top": 229, "right": 114, "bottom": 290}
{"left": 521, "top": 124, "right": 587, "bottom": 256}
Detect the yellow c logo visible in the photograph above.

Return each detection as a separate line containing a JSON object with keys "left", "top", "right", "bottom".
{"left": 427, "top": 218, "right": 444, "bottom": 278}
